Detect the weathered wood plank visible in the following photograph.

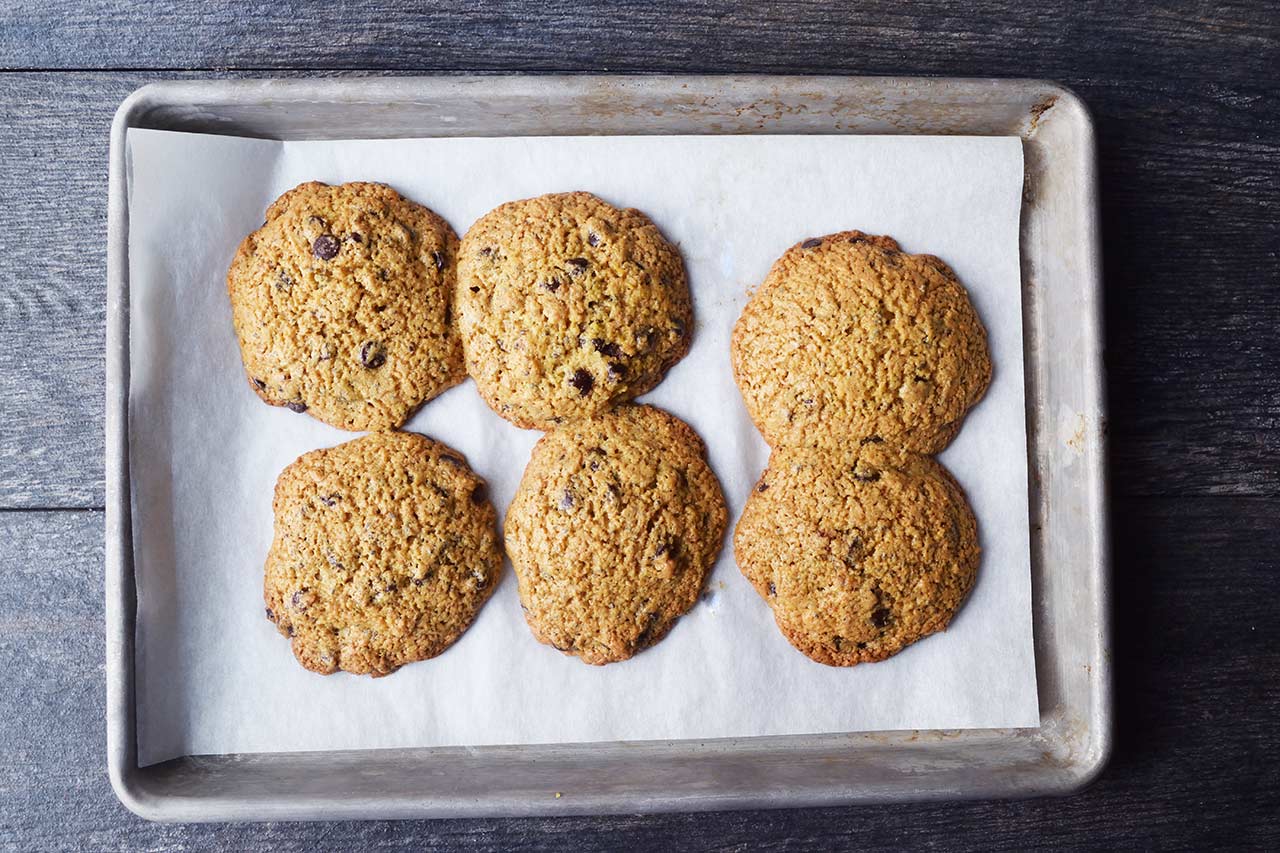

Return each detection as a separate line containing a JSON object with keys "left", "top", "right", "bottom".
{"left": 0, "top": 500, "right": 1276, "bottom": 848}
{"left": 1, "top": 60, "right": 1278, "bottom": 506}
{"left": 0, "top": 0, "right": 1275, "bottom": 80}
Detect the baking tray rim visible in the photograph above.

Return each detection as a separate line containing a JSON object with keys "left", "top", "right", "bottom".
{"left": 104, "top": 73, "right": 1111, "bottom": 821}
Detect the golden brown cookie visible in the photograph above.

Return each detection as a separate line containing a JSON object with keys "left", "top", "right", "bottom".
{"left": 263, "top": 431, "right": 501, "bottom": 677}
{"left": 456, "top": 192, "right": 692, "bottom": 430}
{"left": 734, "top": 442, "right": 979, "bottom": 666}
{"left": 504, "top": 405, "right": 727, "bottom": 665}
{"left": 731, "top": 231, "right": 991, "bottom": 454}
{"left": 228, "top": 181, "right": 464, "bottom": 431}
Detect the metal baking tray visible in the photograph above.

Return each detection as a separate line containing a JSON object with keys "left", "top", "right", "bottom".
{"left": 106, "top": 75, "right": 1110, "bottom": 821}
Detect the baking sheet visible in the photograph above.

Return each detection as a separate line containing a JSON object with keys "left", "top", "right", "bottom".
{"left": 127, "top": 128, "right": 1037, "bottom": 766}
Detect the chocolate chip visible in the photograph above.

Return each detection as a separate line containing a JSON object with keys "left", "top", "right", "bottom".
{"left": 359, "top": 341, "right": 387, "bottom": 369}
{"left": 432, "top": 251, "right": 445, "bottom": 270}
{"left": 479, "top": 246, "right": 493, "bottom": 257}
{"left": 541, "top": 278, "right": 562, "bottom": 293}
{"left": 290, "top": 590, "right": 307, "bottom": 609}
{"left": 444, "top": 306, "right": 452, "bottom": 325}
{"left": 871, "top": 607, "right": 891, "bottom": 628}
{"left": 384, "top": 582, "right": 397, "bottom": 593}
{"left": 413, "top": 577, "right": 427, "bottom": 587}
{"left": 856, "top": 641, "right": 868, "bottom": 650}
{"left": 591, "top": 338, "right": 622, "bottom": 358}
{"left": 756, "top": 481, "right": 769, "bottom": 493}
{"left": 469, "top": 286, "right": 480, "bottom": 293}
{"left": 318, "top": 493, "right": 339, "bottom": 507}
{"left": 274, "top": 270, "right": 294, "bottom": 291}
{"left": 285, "top": 401, "right": 308, "bottom": 413}
{"left": 373, "top": 304, "right": 387, "bottom": 313}
{"left": 558, "top": 489, "right": 575, "bottom": 510}
{"left": 377, "top": 268, "right": 390, "bottom": 281}
{"left": 860, "top": 436, "right": 884, "bottom": 445}
{"left": 587, "top": 231, "right": 601, "bottom": 246}
{"left": 768, "top": 582, "right": 777, "bottom": 596}
{"left": 472, "top": 570, "right": 488, "bottom": 590}
{"left": 635, "top": 612, "right": 661, "bottom": 648}
{"left": 832, "top": 635, "right": 844, "bottom": 650}
{"left": 655, "top": 538, "right": 678, "bottom": 558}
{"left": 251, "top": 377, "right": 266, "bottom": 391}
{"left": 801, "top": 238, "right": 823, "bottom": 249}
{"left": 849, "top": 235, "right": 868, "bottom": 244}
{"left": 265, "top": 607, "right": 276, "bottom": 621}
{"left": 845, "top": 536, "right": 864, "bottom": 566}
{"left": 312, "top": 234, "right": 340, "bottom": 260}
{"left": 852, "top": 467, "right": 881, "bottom": 483}
{"left": 469, "top": 483, "right": 487, "bottom": 505}
{"left": 565, "top": 257, "right": 589, "bottom": 275}
{"left": 607, "top": 362, "right": 626, "bottom": 382}
{"left": 670, "top": 317, "right": 686, "bottom": 337}
{"left": 346, "top": 232, "right": 363, "bottom": 243}
{"left": 440, "top": 454, "right": 464, "bottom": 468}
{"left": 569, "top": 369, "right": 594, "bottom": 396}
{"left": 606, "top": 484, "right": 621, "bottom": 500}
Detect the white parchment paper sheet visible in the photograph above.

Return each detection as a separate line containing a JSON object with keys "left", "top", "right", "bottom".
{"left": 128, "top": 129, "right": 1037, "bottom": 765}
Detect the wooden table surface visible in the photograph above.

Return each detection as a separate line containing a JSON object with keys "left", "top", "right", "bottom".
{"left": 1, "top": 2, "right": 1276, "bottom": 849}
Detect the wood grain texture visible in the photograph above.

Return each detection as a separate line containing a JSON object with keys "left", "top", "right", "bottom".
{"left": 1, "top": 501, "right": 1276, "bottom": 849}
{"left": 0, "top": 0, "right": 1278, "bottom": 848}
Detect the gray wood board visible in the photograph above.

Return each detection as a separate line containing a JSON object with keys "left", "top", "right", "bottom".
{"left": 0, "top": 501, "right": 1276, "bottom": 848}
{"left": 0, "top": 62, "right": 1278, "bottom": 508}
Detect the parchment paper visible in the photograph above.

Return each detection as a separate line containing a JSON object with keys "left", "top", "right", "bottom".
{"left": 127, "top": 128, "right": 1037, "bottom": 766}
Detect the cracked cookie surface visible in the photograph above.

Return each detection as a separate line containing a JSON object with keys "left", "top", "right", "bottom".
{"left": 731, "top": 231, "right": 991, "bottom": 454}
{"left": 456, "top": 192, "right": 692, "bottom": 430}
{"left": 264, "top": 431, "right": 500, "bottom": 677}
{"left": 228, "top": 181, "right": 464, "bottom": 431}
{"left": 504, "top": 405, "right": 727, "bottom": 665}
{"left": 734, "top": 442, "right": 979, "bottom": 666}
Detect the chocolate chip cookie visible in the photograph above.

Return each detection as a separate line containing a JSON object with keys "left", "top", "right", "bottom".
{"left": 456, "top": 192, "right": 691, "bottom": 430}
{"left": 263, "top": 431, "right": 500, "bottom": 677}
{"left": 731, "top": 231, "right": 991, "bottom": 454}
{"left": 228, "top": 181, "right": 464, "bottom": 431}
{"left": 504, "top": 405, "right": 727, "bottom": 665}
{"left": 734, "top": 442, "right": 979, "bottom": 666}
